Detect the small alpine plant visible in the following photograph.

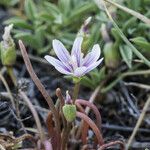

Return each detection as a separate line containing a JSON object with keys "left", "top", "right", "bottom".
{"left": 19, "top": 34, "right": 125, "bottom": 149}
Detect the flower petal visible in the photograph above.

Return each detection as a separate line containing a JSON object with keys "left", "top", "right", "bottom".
{"left": 83, "top": 44, "right": 101, "bottom": 67}
{"left": 71, "top": 36, "right": 83, "bottom": 66}
{"left": 45, "top": 55, "right": 72, "bottom": 74}
{"left": 85, "top": 58, "right": 103, "bottom": 74}
{"left": 55, "top": 66, "right": 73, "bottom": 75}
{"left": 74, "top": 66, "right": 87, "bottom": 77}
{"left": 53, "top": 39, "right": 71, "bottom": 63}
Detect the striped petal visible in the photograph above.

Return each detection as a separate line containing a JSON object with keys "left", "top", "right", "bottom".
{"left": 45, "top": 55, "right": 72, "bottom": 75}
{"left": 53, "top": 39, "right": 71, "bottom": 63}
{"left": 83, "top": 44, "right": 101, "bottom": 67}
{"left": 55, "top": 66, "right": 73, "bottom": 75}
{"left": 85, "top": 58, "right": 103, "bottom": 74}
{"left": 71, "top": 36, "right": 83, "bottom": 66}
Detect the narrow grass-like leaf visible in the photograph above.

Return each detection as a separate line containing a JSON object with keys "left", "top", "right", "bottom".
{"left": 104, "top": 0, "right": 150, "bottom": 25}
{"left": 94, "top": 0, "right": 150, "bottom": 67}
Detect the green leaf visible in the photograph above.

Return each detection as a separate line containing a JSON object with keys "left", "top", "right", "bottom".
{"left": 39, "top": 12, "right": 55, "bottom": 22}
{"left": 35, "top": 25, "right": 46, "bottom": 45}
{"left": 43, "top": 1, "right": 60, "bottom": 17}
{"left": 38, "top": 45, "right": 51, "bottom": 54}
{"left": 120, "top": 45, "right": 133, "bottom": 68}
{"left": 90, "top": 70, "right": 99, "bottom": 85}
{"left": 42, "top": 2, "right": 62, "bottom": 24}
{"left": 25, "top": 0, "right": 37, "bottom": 20}
{"left": 58, "top": 0, "right": 71, "bottom": 15}
{"left": 80, "top": 67, "right": 106, "bottom": 89}
{"left": 0, "top": 0, "right": 11, "bottom": 6}
{"left": 127, "top": 0, "right": 141, "bottom": 10}
{"left": 4, "top": 18, "right": 32, "bottom": 30}
{"left": 98, "top": 67, "right": 106, "bottom": 81}
{"left": 68, "top": 2, "right": 96, "bottom": 22}
{"left": 14, "top": 32, "right": 39, "bottom": 50}
{"left": 80, "top": 76, "right": 94, "bottom": 89}
{"left": 131, "top": 37, "right": 150, "bottom": 51}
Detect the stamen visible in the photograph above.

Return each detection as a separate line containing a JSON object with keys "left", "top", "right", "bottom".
{"left": 69, "top": 55, "right": 78, "bottom": 71}
{"left": 80, "top": 52, "right": 84, "bottom": 66}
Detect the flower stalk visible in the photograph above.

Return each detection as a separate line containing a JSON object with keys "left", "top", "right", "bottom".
{"left": 72, "top": 80, "right": 80, "bottom": 103}
{"left": 6, "top": 66, "right": 17, "bottom": 86}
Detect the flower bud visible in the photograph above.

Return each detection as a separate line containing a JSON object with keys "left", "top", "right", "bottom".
{"left": 0, "top": 24, "right": 16, "bottom": 66}
{"left": 62, "top": 104, "right": 76, "bottom": 122}
{"left": 78, "top": 17, "right": 92, "bottom": 37}
{"left": 103, "top": 42, "right": 120, "bottom": 69}
{"left": 66, "top": 91, "right": 72, "bottom": 104}
{"left": 62, "top": 91, "right": 76, "bottom": 122}
{"left": 78, "top": 17, "right": 92, "bottom": 52}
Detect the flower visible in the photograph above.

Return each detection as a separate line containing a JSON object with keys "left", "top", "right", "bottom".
{"left": 45, "top": 37, "right": 103, "bottom": 77}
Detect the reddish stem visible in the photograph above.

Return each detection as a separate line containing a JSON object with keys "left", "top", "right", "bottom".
{"left": 75, "top": 99, "right": 102, "bottom": 143}
{"left": 75, "top": 103, "right": 89, "bottom": 145}
{"left": 81, "top": 121, "right": 89, "bottom": 145}
{"left": 76, "top": 111, "right": 104, "bottom": 146}
{"left": 46, "top": 112, "right": 60, "bottom": 150}
{"left": 56, "top": 88, "right": 69, "bottom": 150}
{"left": 98, "top": 140, "right": 125, "bottom": 150}
{"left": 76, "top": 102, "right": 85, "bottom": 113}
{"left": 55, "top": 88, "right": 66, "bottom": 127}
{"left": 76, "top": 99, "right": 102, "bottom": 130}
{"left": 46, "top": 112, "right": 54, "bottom": 136}
{"left": 76, "top": 101, "right": 102, "bottom": 146}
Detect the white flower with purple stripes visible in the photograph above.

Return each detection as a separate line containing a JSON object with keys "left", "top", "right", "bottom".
{"left": 45, "top": 37, "right": 103, "bottom": 77}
